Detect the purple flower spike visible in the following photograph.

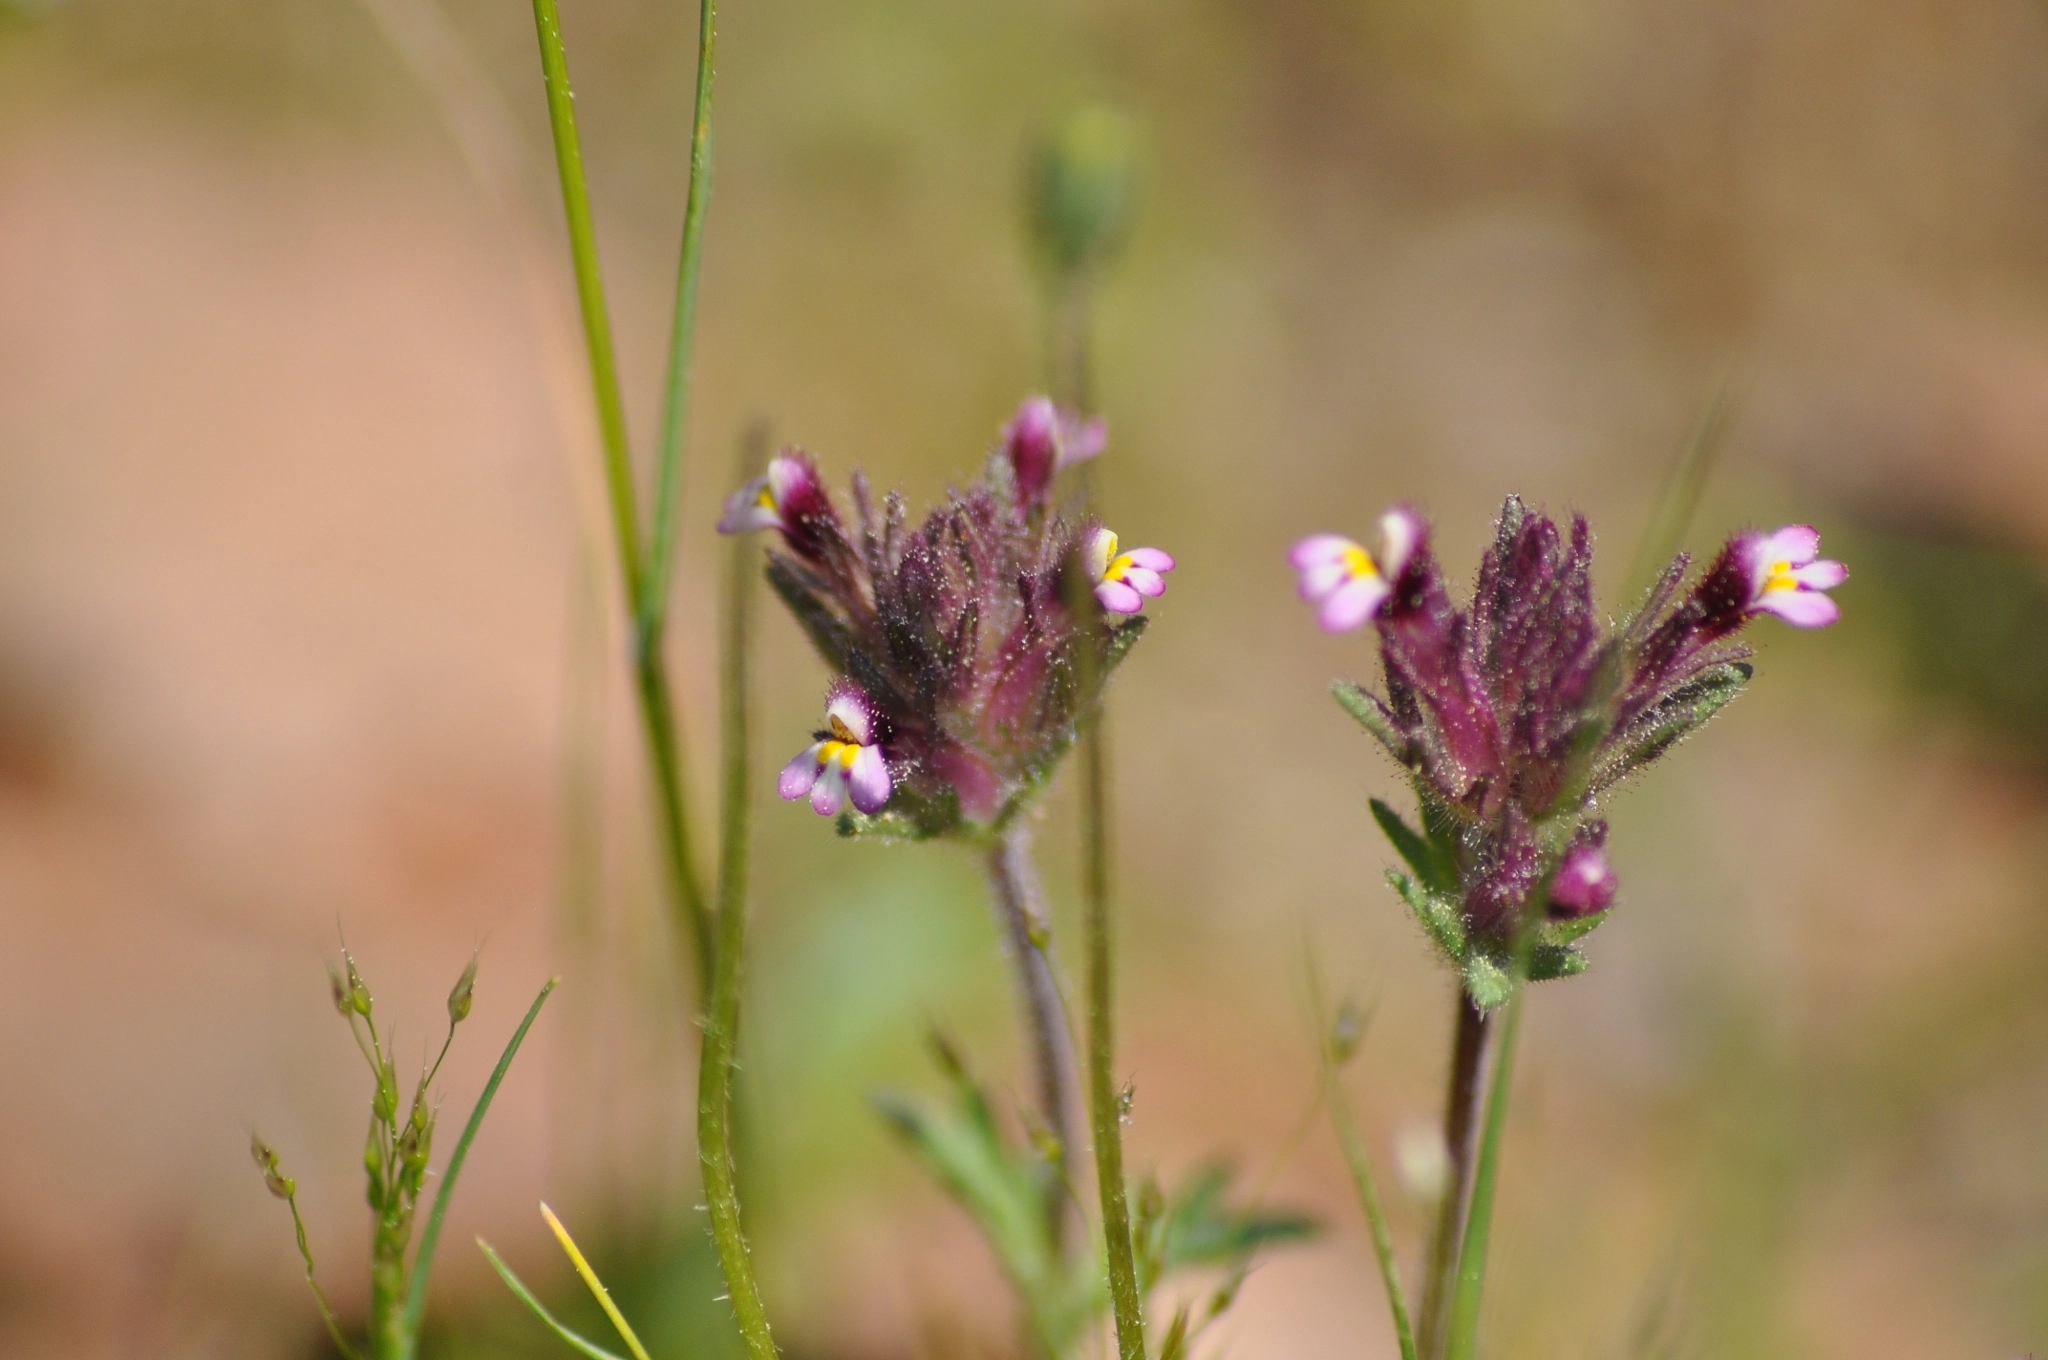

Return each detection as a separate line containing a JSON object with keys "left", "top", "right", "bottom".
{"left": 1737, "top": 525, "right": 1847, "bottom": 628}
{"left": 1548, "top": 841, "right": 1616, "bottom": 918}
{"left": 1290, "top": 509, "right": 1423, "bottom": 632}
{"left": 779, "top": 683, "right": 891, "bottom": 817}
{"left": 1085, "top": 525, "right": 1176, "bottom": 614}
{"left": 1004, "top": 395, "right": 1107, "bottom": 508}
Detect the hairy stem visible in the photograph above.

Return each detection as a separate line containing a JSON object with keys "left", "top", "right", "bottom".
{"left": 697, "top": 446, "right": 776, "bottom": 1360}
{"left": 983, "top": 827, "right": 1081, "bottom": 1254}
{"left": 1417, "top": 992, "right": 1496, "bottom": 1360}
{"left": 1444, "top": 991, "right": 1524, "bottom": 1360}
{"left": 1083, "top": 722, "right": 1145, "bottom": 1360}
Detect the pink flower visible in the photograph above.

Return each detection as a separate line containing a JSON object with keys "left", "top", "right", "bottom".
{"left": 1083, "top": 525, "right": 1175, "bottom": 614}
{"left": 1004, "top": 396, "right": 1106, "bottom": 507}
{"left": 778, "top": 684, "right": 891, "bottom": 817}
{"left": 1547, "top": 842, "right": 1616, "bottom": 918}
{"left": 1289, "top": 509, "right": 1423, "bottom": 632}
{"left": 1736, "top": 525, "right": 1847, "bottom": 628}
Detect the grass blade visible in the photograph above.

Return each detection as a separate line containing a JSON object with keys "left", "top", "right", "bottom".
{"left": 1442, "top": 989, "right": 1525, "bottom": 1360}
{"left": 400, "top": 976, "right": 558, "bottom": 1352}
{"left": 1327, "top": 1064, "right": 1417, "bottom": 1360}
{"left": 1626, "top": 380, "right": 1736, "bottom": 595}
{"left": 542, "top": 1204, "right": 655, "bottom": 1360}
{"left": 478, "top": 1238, "right": 630, "bottom": 1360}
{"left": 643, "top": 0, "right": 719, "bottom": 635}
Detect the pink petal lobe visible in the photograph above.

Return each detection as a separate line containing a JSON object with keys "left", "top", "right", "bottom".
{"left": 847, "top": 746, "right": 891, "bottom": 814}
{"left": 1123, "top": 547, "right": 1175, "bottom": 572}
{"left": 825, "top": 687, "right": 875, "bottom": 744}
{"left": 1792, "top": 558, "right": 1847, "bottom": 589}
{"left": 1289, "top": 534, "right": 1357, "bottom": 569}
{"left": 1318, "top": 576, "right": 1388, "bottom": 632}
{"left": 809, "top": 765, "right": 847, "bottom": 816}
{"left": 1124, "top": 567, "right": 1167, "bottom": 598}
{"left": 716, "top": 478, "right": 781, "bottom": 535}
{"left": 1299, "top": 560, "right": 1351, "bottom": 601}
{"left": 1095, "top": 579, "right": 1145, "bottom": 613}
{"left": 778, "top": 745, "right": 823, "bottom": 801}
{"left": 1378, "top": 510, "right": 1422, "bottom": 579}
{"left": 1757, "top": 589, "right": 1840, "bottom": 628}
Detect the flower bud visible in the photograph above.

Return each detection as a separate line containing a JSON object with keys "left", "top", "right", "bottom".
{"left": 250, "top": 1134, "right": 295, "bottom": 1199}
{"left": 374, "top": 1058, "right": 399, "bottom": 1125}
{"left": 342, "top": 952, "right": 372, "bottom": 1017}
{"left": 447, "top": 954, "right": 477, "bottom": 1026}
{"left": 1548, "top": 842, "right": 1617, "bottom": 919}
{"left": 328, "top": 965, "right": 350, "bottom": 1018}
{"left": 1028, "top": 104, "right": 1138, "bottom": 278}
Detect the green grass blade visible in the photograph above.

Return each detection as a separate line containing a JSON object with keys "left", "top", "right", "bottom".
{"left": 477, "top": 1238, "right": 630, "bottom": 1360}
{"left": 1627, "top": 380, "right": 1735, "bottom": 595}
{"left": 1442, "top": 989, "right": 1525, "bottom": 1360}
{"left": 528, "top": 0, "right": 644, "bottom": 609}
{"left": 644, "top": 0, "right": 718, "bottom": 634}
{"left": 400, "top": 976, "right": 558, "bottom": 1352}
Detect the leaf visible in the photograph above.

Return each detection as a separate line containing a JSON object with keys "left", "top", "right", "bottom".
{"left": 1461, "top": 952, "right": 1514, "bottom": 1011}
{"left": 1371, "top": 799, "right": 1453, "bottom": 893}
{"left": 477, "top": 1239, "right": 629, "bottom": 1360}
{"left": 1539, "top": 908, "right": 1610, "bottom": 948}
{"left": 1388, "top": 870, "right": 1467, "bottom": 960}
{"left": 1152, "top": 1162, "right": 1318, "bottom": 1280}
{"left": 1524, "top": 942, "right": 1588, "bottom": 983}
{"left": 1103, "top": 614, "right": 1150, "bottom": 676}
{"left": 402, "top": 977, "right": 557, "bottom": 1352}
{"left": 1333, "top": 683, "right": 1411, "bottom": 764}
{"left": 1593, "top": 662, "right": 1750, "bottom": 792}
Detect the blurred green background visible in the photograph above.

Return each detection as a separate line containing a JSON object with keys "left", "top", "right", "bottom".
{"left": 3, "top": 0, "right": 2047, "bottom": 1355}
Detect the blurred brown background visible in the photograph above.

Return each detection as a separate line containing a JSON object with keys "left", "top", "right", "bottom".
{"left": 3, "top": 0, "right": 2048, "bottom": 1355}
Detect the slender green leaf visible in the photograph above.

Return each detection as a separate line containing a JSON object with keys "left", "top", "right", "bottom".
{"left": 1333, "top": 682, "right": 1410, "bottom": 763}
{"left": 401, "top": 977, "right": 557, "bottom": 1352}
{"left": 1389, "top": 869, "right": 1467, "bottom": 960}
{"left": 477, "top": 1239, "right": 629, "bottom": 1360}
{"left": 1461, "top": 953, "right": 1513, "bottom": 1011}
{"left": 1371, "top": 798, "right": 1452, "bottom": 892}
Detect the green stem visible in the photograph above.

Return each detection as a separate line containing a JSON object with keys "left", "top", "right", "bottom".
{"left": 644, "top": 0, "right": 718, "bottom": 636}
{"left": 286, "top": 1191, "right": 364, "bottom": 1360}
{"left": 400, "top": 977, "right": 558, "bottom": 1357}
{"left": 1417, "top": 993, "right": 1495, "bottom": 1360}
{"left": 1083, "top": 721, "right": 1144, "bottom": 1360}
{"left": 1328, "top": 1067, "right": 1418, "bottom": 1360}
{"left": 697, "top": 443, "right": 776, "bottom": 1360}
{"left": 528, "top": 0, "right": 713, "bottom": 997}
{"left": 528, "top": 0, "right": 642, "bottom": 609}
{"left": 1443, "top": 991, "right": 1524, "bottom": 1360}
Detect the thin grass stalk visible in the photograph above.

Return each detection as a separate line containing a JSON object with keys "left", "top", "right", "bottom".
{"left": 1443, "top": 990, "right": 1525, "bottom": 1360}
{"left": 697, "top": 440, "right": 777, "bottom": 1360}
{"left": 527, "top": 0, "right": 713, "bottom": 996}
{"left": 983, "top": 827, "right": 1081, "bottom": 1253}
{"left": 645, "top": 0, "right": 718, "bottom": 635}
{"left": 1416, "top": 994, "right": 1496, "bottom": 1360}
{"left": 1321, "top": 1033, "right": 1418, "bottom": 1360}
{"left": 1625, "top": 381, "right": 1735, "bottom": 596}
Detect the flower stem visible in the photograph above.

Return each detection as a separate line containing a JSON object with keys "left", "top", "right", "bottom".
{"left": 527, "top": 0, "right": 713, "bottom": 998}
{"left": 1083, "top": 723, "right": 1145, "bottom": 1360}
{"left": 983, "top": 827, "right": 1081, "bottom": 1254}
{"left": 1442, "top": 990, "right": 1524, "bottom": 1360}
{"left": 1416, "top": 991, "right": 1496, "bottom": 1360}
{"left": 697, "top": 439, "right": 776, "bottom": 1360}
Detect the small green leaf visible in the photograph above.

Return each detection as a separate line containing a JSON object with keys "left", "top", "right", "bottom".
{"left": 1371, "top": 799, "right": 1452, "bottom": 892}
{"left": 1593, "top": 662, "right": 1750, "bottom": 792}
{"left": 478, "top": 1239, "right": 629, "bottom": 1360}
{"left": 1539, "top": 909, "right": 1609, "bottom": 948}
{"left": 1333, "top": 682, "right": 1411, "bottom": 763}
{"left": 1104, "top": 614, "right": 1150, "bottom": 675}
{"left": 1461, "top": 952, "right": 1514, "bottom": 1010}
{"left": 1525, "top": 943, "right": 1588, "bottom": 983}
{"left": 1389, "top": 870, "right": 1467, "bottom": 960}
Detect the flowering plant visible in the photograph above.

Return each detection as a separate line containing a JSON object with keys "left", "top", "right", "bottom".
{"left": 720, "top": 397, "right": 1174, "bottom": 841}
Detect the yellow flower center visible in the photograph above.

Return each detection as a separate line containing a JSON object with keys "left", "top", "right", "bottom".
{"left": 756, "top": 486, "right": 777, "bottom": 511}
{"left": 1762, "top": 559, "right": 1798, "bottom": 593}
{"left": 1343, "top": 544, "right": 1380, "bottom": 580}
{"left": 818, "top": 739, "right": 861, "bottom": 769}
